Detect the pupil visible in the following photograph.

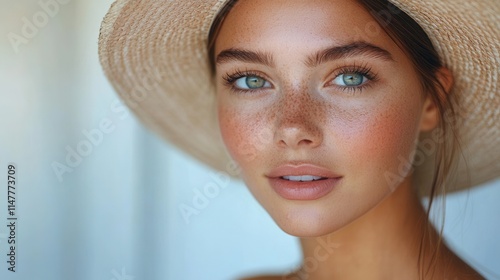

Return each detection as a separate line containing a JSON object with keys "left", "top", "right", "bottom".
{"left": 343, "top": 73, "right": 363, "bottom": 86}
{"left": 246, "top": 76, "right": 265, "bottom": 88}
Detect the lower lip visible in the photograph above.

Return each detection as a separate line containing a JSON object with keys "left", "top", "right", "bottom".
{"left": 268, "top": 177, "right": 341, "bottom": 200}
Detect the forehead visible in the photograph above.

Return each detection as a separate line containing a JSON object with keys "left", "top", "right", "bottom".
{"left": 215, "top": 0, "right": 401, "bottom": 59}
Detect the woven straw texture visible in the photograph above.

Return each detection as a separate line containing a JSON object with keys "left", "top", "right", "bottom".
{"left": 99, "top": 0, "right": 500, "bottom": 196}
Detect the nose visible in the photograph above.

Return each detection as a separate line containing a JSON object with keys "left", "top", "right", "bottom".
{"left": 273, "top": 93, "right": 323, "bottom": 150}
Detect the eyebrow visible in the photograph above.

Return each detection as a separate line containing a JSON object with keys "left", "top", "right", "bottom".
{"left": 216, "top": 48, "right": 275, "bottom": 67}
{"left": 215, "top": 42, "right": 394, "bottom": 67}
{"left": 306, "top": 42, "right": 395, "bottom": 67}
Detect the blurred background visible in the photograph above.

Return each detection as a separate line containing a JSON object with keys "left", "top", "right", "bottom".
{"left": 0, "top": 1, "right": 499, "bottom": 279}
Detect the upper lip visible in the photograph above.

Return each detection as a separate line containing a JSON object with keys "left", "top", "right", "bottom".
{"left": 266, "top": 163, "right": 342, "bottom": 179}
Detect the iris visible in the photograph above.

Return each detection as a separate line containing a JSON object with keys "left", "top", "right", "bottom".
{"left": 245, "top": 76, "right": 266, "bottom": 89}
{"left": 341, "top": 73, "right": 364, "bottom": 86}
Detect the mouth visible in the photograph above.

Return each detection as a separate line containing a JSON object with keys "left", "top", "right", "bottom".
{"left": 281, "top": 175, "right": 327, "bottom": 182}
{"left": 266, "top": 164, "right": 342, "bottom": 200}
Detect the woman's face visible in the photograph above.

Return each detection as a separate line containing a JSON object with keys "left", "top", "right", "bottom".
{"left": 215, "top": 0, "right": 437, "bottom": 237}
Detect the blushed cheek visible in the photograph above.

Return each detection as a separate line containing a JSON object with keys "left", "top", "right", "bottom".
{"left": 218, "top": 106, "right": 264, "bottom": 166}
{"left": 340, "top": 102, "right": 422, "bottom": 182}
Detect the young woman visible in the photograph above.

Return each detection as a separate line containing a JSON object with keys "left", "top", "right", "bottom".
{"left": 98, "top": 0, "right": 499, "bottom": 279}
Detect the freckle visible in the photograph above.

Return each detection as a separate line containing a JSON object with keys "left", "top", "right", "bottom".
{"left": 290, "top": 87, "right": 321, "bottom": 118}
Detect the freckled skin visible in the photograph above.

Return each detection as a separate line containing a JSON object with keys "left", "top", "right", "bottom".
{"left": 215, "top": 0, "right": 431, "bottom": 237}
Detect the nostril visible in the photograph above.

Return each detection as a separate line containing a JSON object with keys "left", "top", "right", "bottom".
{"left": 299, "top": 139, "right": 313, "bottom": 145}
{"left": 274, "top": 122, "right": 323, "bottom": 149}
{"left": 277, "top": 135, "right": 319, "bottom": 149}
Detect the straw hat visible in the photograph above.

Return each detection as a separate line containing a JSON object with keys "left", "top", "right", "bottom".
{"left": 98, "top": 0, "right": 500, "bottom": 195}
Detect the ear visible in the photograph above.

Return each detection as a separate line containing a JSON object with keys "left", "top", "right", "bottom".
{"left": 419, "top": 67, "right": 454, "bottom": 132}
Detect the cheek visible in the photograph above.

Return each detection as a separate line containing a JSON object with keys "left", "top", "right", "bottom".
{"left": 218, "top": 106, "right": 248, "bottom": 160}
{"left": 336, "top": 95, "right": 423, "bottom": 185}
{"left": 218, "top": 106, "right": 269, "bottom": 166}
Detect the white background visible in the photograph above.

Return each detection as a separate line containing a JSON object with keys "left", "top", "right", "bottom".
{"left": 0, "top": 1, "right": 499, "bottom": 279}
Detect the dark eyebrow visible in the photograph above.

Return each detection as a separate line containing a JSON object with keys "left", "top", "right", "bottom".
{"left": 306, "top": 42, "right": 395, "bottom": 67}
{"left": 216, "top": 48, "right": 275, "bottom": 67}
{"left": 215, "top": 42, "right": 393, "bottom": 68}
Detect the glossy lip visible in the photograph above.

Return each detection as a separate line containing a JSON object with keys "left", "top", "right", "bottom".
{"left": 266, "top": 164, "right": 342, "bottom": 200}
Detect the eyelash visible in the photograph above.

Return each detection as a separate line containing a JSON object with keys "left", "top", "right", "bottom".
{"left": 329, "top": 63, "right": 378, "bottom": 94}
{"left": 222, "top": 69, "right": 270, "bottom": 94}
{"left": 222, "top": 64, "right": 378, "bottom": 94}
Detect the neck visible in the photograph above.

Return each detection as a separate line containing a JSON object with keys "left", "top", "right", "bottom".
{"left": 293, "top": 177, "right": 449, "bottom": 280}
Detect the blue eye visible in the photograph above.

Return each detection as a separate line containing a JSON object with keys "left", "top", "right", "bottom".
{"left": 234, "top": 75, "right": 271, "bottom": 90}
{"left": 333, "top": 72, "right": 368, "bottom": 87}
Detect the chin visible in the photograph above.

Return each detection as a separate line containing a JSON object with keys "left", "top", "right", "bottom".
{"left": 277, "top": 219, "right": 344, "bottom": 238}
{"left": 268, "top": 204, "right": 351, "bottom": 238}
{"left": 280, "top": 225, "right": 337, "bottom": 238}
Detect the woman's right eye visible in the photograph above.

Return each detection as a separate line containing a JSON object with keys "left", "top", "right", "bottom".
{"left": 234, "top": 75, "right": 272, "bottom": 90}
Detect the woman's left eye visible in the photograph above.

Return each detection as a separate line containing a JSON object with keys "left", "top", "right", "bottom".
{"left": 234, "top": 75, "right": 271, "bottom": 90}
{"left": 333, "top": 72, "right": 368, "bottom": 87}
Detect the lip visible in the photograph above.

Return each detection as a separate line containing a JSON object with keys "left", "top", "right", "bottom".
{"left": 266, "top": 164, "right": 342, "bottom": 200}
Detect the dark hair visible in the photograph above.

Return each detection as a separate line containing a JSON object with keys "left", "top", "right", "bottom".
{"left": 207, "top": 1, "right": 459, "bottom": 279}
{"left": 207, "top": 0, "right": 239, "bottom": 74}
